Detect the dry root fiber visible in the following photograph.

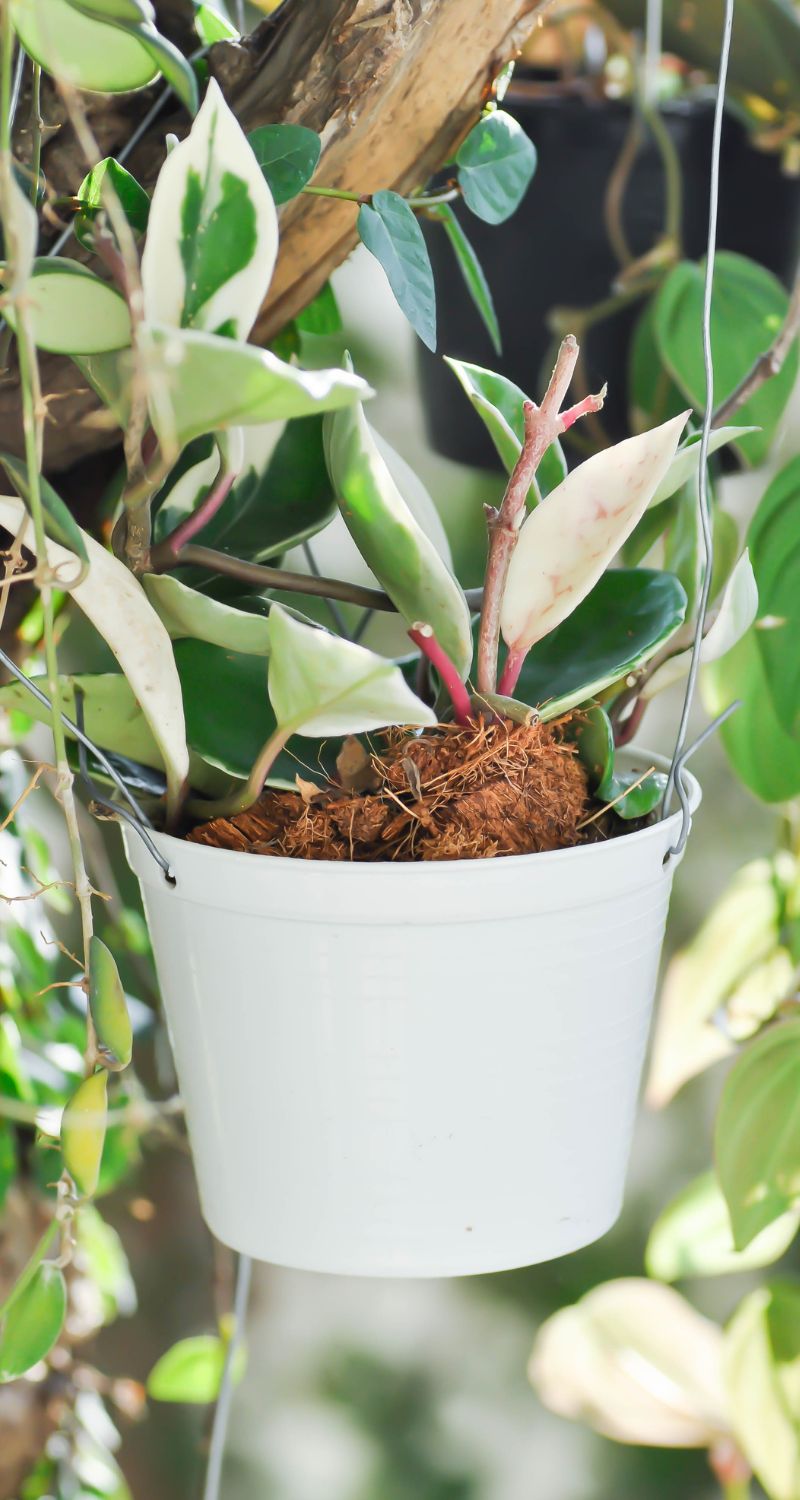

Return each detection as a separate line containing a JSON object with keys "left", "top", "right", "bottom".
{"left": 188, "top": 719, "right": 592, "bottom": 863}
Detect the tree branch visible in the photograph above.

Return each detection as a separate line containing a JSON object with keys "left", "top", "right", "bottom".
{"left": 712, "top": 262, "right": 800, "bottom": 428}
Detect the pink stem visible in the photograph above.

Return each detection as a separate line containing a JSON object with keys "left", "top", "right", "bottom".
{"left": 161, "top": 470, "right": 236, "bottom": 558}
{"left": 560, "top": 384, "right": 608, "bottom": 432}
{"left": 408, "top": 624, "right": 473, "bottom": 727}
{"left": 497, "top": 644, "right": 527, "bottom": 699}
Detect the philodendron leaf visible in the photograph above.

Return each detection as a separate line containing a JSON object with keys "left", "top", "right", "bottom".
{"left": 748, "top": 455, "right": 800, "bottom": 737}
{"left": 573, "top": 705, "right": 666, "bottom": 819}
{"left": 148, "top": 1334, "right": 246, "bottom": 1402}
{"left": 62, "top": 1070, "right": 108, "bottom": 1198}
{"left": 514, "top": 569, "right": 686, "bottom": 721}
{"left": 143, "top": 574, "right": 271, "bottom": 654}
{"left": 716, "top": 1019, "right": 800, "bottom": 1251}
{"left": 501, "top": 413, "right": 689, "bottom": 660}
{"left": 143, "top": 325, "right": 370, "bottom": 449}
{"left": 142, "top": 79, "right": 277, "bottom": 340}
{"left": 357, "top": 190, "right": 436, "bottom": 351}
{"left": 3, "top": 260, "right": 131, "bottom": 355}
{"left": 1, "top": 454, "right": 89, "bottom": 570}
{"left": 647, "top": 855, "right": 797, "bottom": 1108}
{"left": 725, "top": 1283, "right": 800, "bottom": 1500}
{"left": 88, "top": 936, "right": 132, "bottom": 1072}
{"left": 429, "top": 204, "right": 500, "bottom": 354}
{"left": 455, "top": 110, "right": 537, "bottom": 225}
{"left": 247, "top": 123, "right": 321, "bottom": 204}
{"left": 646, "top": 1170, "right": 799, "bottom": 1282}
{"left": 0, "top": 1263, "right": 67, "bottom": 1381}
{"left": 445, "top": 357, "right": 567, "bottom": 501}
{"left": 644, "top": 549, "right": 759, "bottom": 699}
{"left": 324, "top": 392, "right": 471, "bottom": 676}
{"left": 268, "top": 604, "right": 436, "bottom": 737}
{"left": 0, "top": 496, "right": 189, "bottom": 817}
{"left": 529, "top": 1279, "right": 728, "bottom": 1448}
{"left": 651, "top": 426, "right": 759, "bottom": 508}
{"left": 75, "top": 157, "right": 150, "bottom": 251}
{"left": 654, "top": 254, "right": 799, "bottom": 467}
{"left": 11, "top": 0, "right": 159, "bottom": 92}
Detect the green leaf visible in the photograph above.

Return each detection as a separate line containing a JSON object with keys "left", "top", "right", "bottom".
{"left": 75, "top": 157, "right": 150, "bottom": 252}
{"left": 651, "top": 426, "right": 760, "bottom": 508}
{"left": 268, "top": 604, "right": 436, "bottom": 737}
{"left": 75, "top": 1206, "right": 136, "bottom": 1322}
{"left": 647, "top": 1170, "right": 799, "bottom": 1281}
{"left": 133, "top": 22, "right": 199, "bottom": 114}
{"left": 573, "top": 704, "right": 666, "bottom": 819}
{"left": 1, "top": 452, "right": 90, "bottom": 571}
{"left": 4, "top": 259, "right": 131, "bottom": 355}
{"left": 247, "top": 123, "right": 321, "bottom": 205}
{"left": 357, "top": 190, "right": 436, "bottom": 351}
{"left": 725, "top": 1283, "right": 800, "bottom": 1500}
{"left": 716, "top": 1019, "right": 800, "bottom": 1251}
{"left": 628, "top": 296, "right": 688, "bottom": 435}
{"left": 324, "top": 390, "right": 471, "bottom": 676}
{"left": 644, "top": 549, "right": 758, "bottom": 699}
{"left": 0, "top": 1122, "right": 17, "bottom": 1212}
{"left": 175, "top": 639, "right": 278, "bottom": 778}
{"left": 0, "top": 1263, "right": 66, "bottom": 1381}
{"left": 88, "top": 936, "right": 132, "bottom": 1072}
{"left": 455, "top": 110, "right": 537, "bottom": 225}
{"left": 748, "top": 455, "right": 800, "bottom": 737}
{"left": 143, "top": 324, "right": 370, "bottom": 448}
{"left": 653, "top": 254, "right": 799, "bottom": 467}
{"left": 514, "top": 568, "right": 687, "bottom": 720}
{"left": 295, "top": 282, "right": 342, "bottom": 337}
{"left": 12, "top": 0, "right": 159, "bottom": 93}
{"left": 193, "top": 1, "right": 237, "bottom": 40}
{"left": 143, "top": 574, "right": 271, "bottom": 653}
{"left": 445, "top": 357, "right": 567, "bottom": 501}
{"left": 430, "top": 203, "right": 500, "bottom": 354}
{"left": 502, "top": 416, "right": 689, "bottom": 660}
{"left": 148, "top": 1333, "right": 245, "bottom": 1403}
{"left": 62, "top": 1070, "right": 108, "bottom": 1198}
{"left": 72, "top": 349, "right": 133, "bottom": 428}
{"left": 704, "top": 627, "right": 800, "bottom": 803}
{"left": 142, "top": 79, "right": 277, "bottom": 341}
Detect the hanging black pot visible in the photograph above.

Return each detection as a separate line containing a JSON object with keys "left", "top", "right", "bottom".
{"left": 418, "top": 85, "right": 800, "bottom": 466}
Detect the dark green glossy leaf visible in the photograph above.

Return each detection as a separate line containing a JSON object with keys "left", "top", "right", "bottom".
{"left": 0, "top": 1262, "right": 66, "bottom": 1381}
{"left": 445, "top": 357, "right": 566, "bottom": 500}
{"left": 654, "top": 254, "right": 798, "bottom": 467}
{"left": 88, "top": 936, "right": 132, "bottom": 1071}
{"left": 455, "top": 110, "right": 537, "bottom": 225}
{"left": 748, "top": 455, "right": 800, "bottom": 736}
{"left": 75, "top": 157, "right": 149, "bottom": 253}
{"left": 247, "top": 123, "right": 321, "bottom": 204}
{"left": 357, "top": 190, "right": 436, "bottom": 351}
{"left": 573, "top": 704, "right": 666, "bottom": 819}
{"left": 296, "top": 282, "right": 342, "bottom": 336}
{"left": 174, "top": 639, "right": 277, "bottom": 778}
{"left": 716, "top": 1019, "right": 800, "bottom": 1251}
{"left": 704, "top": 629, "right": 800, "bottom": 804}
{"left": 0, "top": 452, "right": 89, "bottom": 569}
{"left": 514, "top": 568, "right": 687, "bottom": 719}
{"left": 430, "top": 203, "right": 500, "bottom": 354}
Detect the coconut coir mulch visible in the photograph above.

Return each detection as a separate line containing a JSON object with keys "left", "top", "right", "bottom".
{"left": 187, "top": 718, "right": 617, "bottom": 862}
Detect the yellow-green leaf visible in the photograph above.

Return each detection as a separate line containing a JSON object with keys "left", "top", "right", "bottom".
{"left": 62, "top": 1070, "right": 108, "bottom": 1198}
{"left": 0, "top": 1263, "right": 66, "bottom": 1381}
{"left": 88, "top": 936, "right": 132, "bottom": 1071}
{"left": 716, "top": 1019, "right": 800, "bottom": 1251}
{"left": 147, "top": 1333, "right": 246, "bottom": 1403}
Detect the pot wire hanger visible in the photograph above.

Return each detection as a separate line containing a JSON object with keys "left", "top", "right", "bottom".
{"left": 0, "top": 0, "right": 738, "bottom": 1492}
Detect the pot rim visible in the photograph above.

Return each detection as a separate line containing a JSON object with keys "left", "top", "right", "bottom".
{"left": 129, "top": 746, "right": 700, "bottom": 882}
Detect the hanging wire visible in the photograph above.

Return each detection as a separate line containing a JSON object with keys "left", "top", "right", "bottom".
{"left": 643, "top": 0, "right": 663, "bottom": 104}
{"left": 202, "top": 1252, "right": 253, "bottom": 1500}
{"left": 663, "top": 0, "right": 737, "bottom": 857}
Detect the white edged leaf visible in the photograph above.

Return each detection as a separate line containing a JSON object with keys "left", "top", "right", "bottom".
{"left": 267, "top": 603, "right": 436, "bottom": 737}
{"left": 529, "top": 1279, "right": 728, "bottom": 1448}
{"left": 373, "top": 430, "right": 453, "bottom": 568}
{"left": 646, "top": 1170, "right": 799, "bottom": 1282}
{"left": 501, "top": 412, "right": 690, "bottom": 655}
{"left": 651, "top": 426, "right": 760, "bottom": 508}
{"left": 143, "top": 574, "right": 270, "bottom": 654}
{"left": 143, "top": 324, "right": 371, "bottom": 449}
{"left": 11, "top": 0, "right": 159, "bottom": 92}
{"left": 142, "top": 78, "right": 277, "bottom": 340}
{"left": 0, "top": 496, "right": 188, "bottom": 816}
{"left": 644, "top": 550, "right": 759, "bottom": 698}
{"left": 4, "top": 260, "right": 131, "bottom": 355}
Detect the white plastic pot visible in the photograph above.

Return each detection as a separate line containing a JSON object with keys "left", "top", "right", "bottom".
{"left": 123, "top": 752, "right": 699, "bottom": 1278}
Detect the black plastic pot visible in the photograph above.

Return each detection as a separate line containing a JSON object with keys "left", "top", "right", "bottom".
{"left": 418, "top": 87, "right": 800, "bottom": 466}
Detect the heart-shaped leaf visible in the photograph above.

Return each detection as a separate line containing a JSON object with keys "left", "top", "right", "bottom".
{"left": 357, "top": 189, "right": 436, "bottom": 351}
{"left": 429, "top": 204, "right": 500, "bottom": 354}
{"left": 0, "top": 1262, "right": 66, "bottom": 1381}
{"left": 88, "top": 936, "right": 132, "bottom": 1072}
{"left": 268, "top": 604, "right": 436, "bottom": 737}
{"left": 144, "top": 324, "right": 371, "bottom": 448}
{"left": 324, "top": 391, "right": 471, "bottom": 676}
{"left": 513, "top": 568, "right": 687, "bottom": 720}
{"left": 148, "top": 1333, "right": 246, "bottom": 1403}
{"left": 646, "top": 1170, "right": 798, "bottom": 1282}
{"left": 142, "top": 79, "right": 277, "bottom": 341}
{"left": 445, "top": 357, "right": 567, "bottom": 501}
{"left": 0, "top": 495, "right": 189, "bottom": 817}
{"left": 4, "top": 260, "right": 131, "bottom": 355}
{"left": 716, "top": 1019, "right": 800, "bottom": 1251}
{"left": 725, "top": 1282, "right": 800, "bottom": 1500}
{"left": 644, "top": 549, "right": 759, "bottom": 699}
{"left": 247, "top": 123, "right": 321, "bottom": 204}
{"left": 62, "top": 1070, "right": 108, "bottom": 1199}
{"left": 501, "top": 413, "right": 689, "bottom": 658}
{"left": 12, "top": 0, "right": 159, "bottom": 92}
{"left": 456, "top": 110, "right": 537, "bottom": 225}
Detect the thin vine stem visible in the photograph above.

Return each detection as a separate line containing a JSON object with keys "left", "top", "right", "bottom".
{"left": 29, "top": 61, "right": 41, "bottom": 206}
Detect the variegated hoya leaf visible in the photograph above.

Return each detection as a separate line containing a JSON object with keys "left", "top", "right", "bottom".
{"left": 643, "top": 550, "right": 759, "bottom": 699}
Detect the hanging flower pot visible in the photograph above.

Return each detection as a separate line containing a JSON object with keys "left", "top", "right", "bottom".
{"left": 123, "top": 748, "right": 700, "bottom": 1278}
